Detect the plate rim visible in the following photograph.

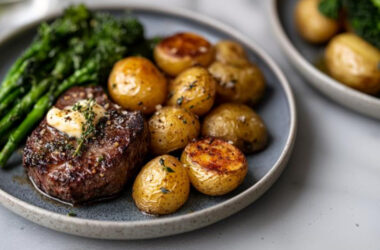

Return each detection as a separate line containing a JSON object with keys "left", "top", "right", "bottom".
{"left": 0, "top": 2, "right": 297, "bottom": 239}
{"left": 269, "top": 0, "right": 380, "bottom": 119}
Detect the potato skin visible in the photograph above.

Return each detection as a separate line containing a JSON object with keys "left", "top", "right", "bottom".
{"left": 149, "top": 106, "right": 200, "bottom": 155}
{"left": 181, "top": 138, "right": 247, "bottom": 196}
{"left": 325, "top": 33, "right": 380, "bottom": 94}
{"left": 167, "top": 67, "right": 216, "bottom": 116}
{"left": 132, "top": 155, "right": 190, "bottom": 215}
{"left": 202, "top": 103, "right": 268, "bottom": 153}
{"left": 108, "top": 57, "right": 167, "bottom": 114}
{"left": 209, "top": 61, "right": 265, "bottom": 104}
{"left": 214, "top": 40, "right": 250, "bottom": 67}
{"left": 294, "top": 0, "right": 339, "bottom": 43}
{"left": 154, "top": 32, "right": 214, "bottom": 76}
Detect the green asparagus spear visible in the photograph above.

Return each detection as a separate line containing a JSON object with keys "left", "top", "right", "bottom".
{"left": 0, "top": 88, "right": 23, "bottom": 117}
{"left": 0, "top": 94, "right": 51, "bottom": 167}
{"left": 0, "top": 79, "right": 50, "bottom": 137}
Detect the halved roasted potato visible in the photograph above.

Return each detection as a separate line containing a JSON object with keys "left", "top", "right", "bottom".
{"left": 167, "top": 67, "right": 216, "bottom": 116}
{"left": 202, "top": 103, "right": 268, "bottom": 153}
{"left": 132, "top": 155, "right": 190, "bottom": 215}
{"left": 149, "top": 106, "right": 200, "bottom": 155}
{"left": 181, "top": 138, "right": 248, "bottom": 196}
{"left": 208, "top": 61, "right": 265, "bottom": 104}
{"left": 154, "top": 32, "right": 214, "bottom": 76}
{"left": 108, "top": 56, "right": 167, "bottom": 114}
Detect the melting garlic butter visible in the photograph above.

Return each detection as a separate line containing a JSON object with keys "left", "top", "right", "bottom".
{"left": 47, "top": 99, "right": 106, "bottom": 138}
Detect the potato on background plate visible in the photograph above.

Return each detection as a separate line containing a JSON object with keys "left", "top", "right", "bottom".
{"left": 325, "top": 33, "right": 380, "bottom": 94}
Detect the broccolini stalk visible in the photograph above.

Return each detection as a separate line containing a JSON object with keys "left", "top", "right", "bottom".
{"left": 0, "top": 4, "right": 92, "bottom": 103}
{"left": 0, "top": 5, "right": 147, "bottom": 167}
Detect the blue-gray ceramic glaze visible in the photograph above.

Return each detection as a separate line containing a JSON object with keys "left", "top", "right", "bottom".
{"left": 0, "top": 9, "right": 291, "bottom": 222}
{"left": 276, "top": 0, "right": 325, "bottom": 65}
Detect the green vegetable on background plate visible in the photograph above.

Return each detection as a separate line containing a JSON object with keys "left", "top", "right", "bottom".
{"left": 318, "top": 0, "right": 380, "bottom": 49}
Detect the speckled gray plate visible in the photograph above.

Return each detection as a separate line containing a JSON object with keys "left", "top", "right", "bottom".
{"left": 270, "top": 0, "right": 380, "bottom": 119}
{"left": 0, "top": 3, "right": 296, "bottom": 239}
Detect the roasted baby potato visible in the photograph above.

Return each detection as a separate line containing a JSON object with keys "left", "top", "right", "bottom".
{"left": 108, "top": 57, "right": 167, "bottom": 114}
{"left": 154, "top": 32, "right": 214, "bottom": 76}
{"left": 202, "top": 103, "right": 268, "bottom": 153}
{"left": 209, "top": 61, "right": 265, "bottom": 104}
{"left": 294, "top": 0, "right": 339, "bottom": 43}
{"left": 214, "top": 40, "right": 250, "bottom": 67}
{"left": 325, "top": 33, "right": 380, "bottom": 94}
{"left": 149, "top": 106, "right": 200, "bottom": 155}
{"left": 167, "top": 67, "right": 216, "bottom": 116}
{"left": 132, "top": 155, "right": 190, "bottom": 215}
{"left": 181, "top": 138, "right": 248, "bottom": 196}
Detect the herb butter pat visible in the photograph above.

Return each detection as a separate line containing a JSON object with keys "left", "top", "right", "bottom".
{"left": 46, "top": 99, "right": 105, "bottom": 138}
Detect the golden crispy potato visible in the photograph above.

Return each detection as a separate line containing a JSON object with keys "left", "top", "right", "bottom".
{"left": 294, "top": 0, "right": 339, "bottom": 43}
{"left": 209, "top": 61, "right": 265, "bottom": 104}
{"left": 181, "top": 138, "right": 247, "bottom": 196}
{"left": 108, "top": 57, "right": 167, "bottom": 114}
{"left": 167, "top": 67, "right": 216, "bottom": 116}
{"left": 149, "top": 106, "right": 200, "bottom": 155}
{"left": 132, "top": 155, "right": 190, "bottom": 215}
{"left": 214, "top": 40, "right": 250, "bottom": 67}
{"left": 154, "top": 32, "right": 214, "bottom": 76}
{"left": 325, "top": 33, "right": 380, "bottom": 94}
{"left": 202, "top": 103, "right": 267, "bottom": 153}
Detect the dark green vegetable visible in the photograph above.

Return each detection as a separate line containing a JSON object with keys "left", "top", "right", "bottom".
{"left": 318, "top": 0, "right": 380, "bottom": 49}
{"left": 0, "top": 78, "right": 51, "bottom": 137}
{"left": 318, "top": 0, "right": 341, "bottom": 19}
{"left": 0, "top": 5, "right": 92, "bottom": 103}
{"left": 0, "top": 4, "right": 149, "bottom": 167}
{"left": 0, "top": 88, "right": 24, "bottom": 117}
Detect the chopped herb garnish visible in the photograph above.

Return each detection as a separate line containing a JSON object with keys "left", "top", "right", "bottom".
{"left": 65, "top": 143, "right": 74, "bottom": 151}
{"left": 159, "top": 158, "right": 175, "bottom": 173}
{"left": 73, "top": 99, "right": 97, "bottom": 157}
{"left": 67, "top": 212, "right": 77, "bottom": 217}
{"left": 188, "top": 80, "right": 197, "bottom": 90}
{"left": 160, "top": 187, "right": 170, "bottom": 194}
{"left": 97, "top": 155, "right": 104, "bottom": 162}
{"left": 182, "top": 119, "right": 187, "bottom": 124}
{"left": 165, "top": 167, "right": 175, "bottom": 173}
{"left": 159, "top": 158, "right": 165, "bottom": 166}
{"left": 176, "top": 96, "right": 184, "bottom": 105}
{"left": 189, "top": 105, "right": 194, "bottom": 109}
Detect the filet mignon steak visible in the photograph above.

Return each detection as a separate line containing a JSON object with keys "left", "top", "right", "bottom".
{"left": 23, "top": 86, "right": 149, "bottom": 204}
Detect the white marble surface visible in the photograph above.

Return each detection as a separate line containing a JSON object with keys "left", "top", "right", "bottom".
{"left": 0, "top": 0, "right": 379, "bottom": 249}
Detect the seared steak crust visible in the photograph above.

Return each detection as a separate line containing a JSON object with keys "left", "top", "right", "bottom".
{"left": 23, "top": 86, "right": 149, "bottom": 204}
